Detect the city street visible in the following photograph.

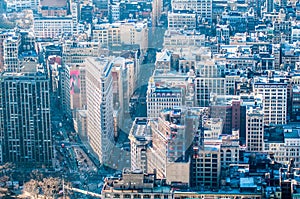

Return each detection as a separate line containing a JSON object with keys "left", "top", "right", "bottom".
{"left": 31, "top": 33, "right": 161, "bottom": 199}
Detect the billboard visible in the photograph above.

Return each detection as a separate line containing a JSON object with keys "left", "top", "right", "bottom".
{"left": 70, "top": 70, "right": 80, "bottom": 95}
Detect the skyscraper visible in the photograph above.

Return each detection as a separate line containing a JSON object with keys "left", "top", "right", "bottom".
{"left": 85, "top": 56, "right": 114, "bottom": 164}
{"left": 0, "top": 62, "right": 53, "bottom": 167}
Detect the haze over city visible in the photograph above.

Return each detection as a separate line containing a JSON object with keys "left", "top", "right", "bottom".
{"left": 0, "top": 0, "right": 300, "bottom": 198}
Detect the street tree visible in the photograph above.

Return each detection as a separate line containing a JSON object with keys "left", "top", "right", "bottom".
{"left": 30, "top": 169, "right": 44, "bottom": 182}
{"left": 40, "top": 177, "right": 61, "bottom": 198}
{"left": 0, "top": 163, "right": 15, "bottom": 188}
{"left": 24, "top": 179, "right": 40, "bottom": 199}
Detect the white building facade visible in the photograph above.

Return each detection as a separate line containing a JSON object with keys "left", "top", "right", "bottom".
{"left": 5, "top": 0, "right": 39, "bottom": 12}
{"left": 92, "top": 22, "right": 148, "bottom": 51}
{"left": 85, "top": 57, "right": 114, "bottom": 164}
{"left": 33, "top": 16, "right": 73, "bottom": 38}
{"left": 253, "top": 79, "right": 287, "bottom": 125}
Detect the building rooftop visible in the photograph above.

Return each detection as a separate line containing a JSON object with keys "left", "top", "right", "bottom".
{"left": 254, "top": 76, "right": 289, "bottom": 85}
{"left": 203, "top": 145, "right": 220, "bottom": 152}
{"left": 284, "top": 129, "right": 300, "bottom": 139}
{"left": 156, "top": 50, "right": 171, "bottom": 62}
{"left": 293, "top": 85, "right": 300, "bottom": 93}
{"left": 153, "top": 87, "right": 183, "bottom": 94}
{"left": 130, "top": 118, "right": 149, "bottom": 138}
{"left": 246, "top": 106, "right": 264, "bottom": 115}
{"left": 153, "top": 69, "right": 189, "bottom": 79}
{"left": 264, "top": 126, "right": 284, "bottom": 143}
{"left": 102, "top": 170, "right": 171, "bottom": 193}
{"left": 40, "top": 0, "right": 67, "bottom": 7}
{"left": 240, "top": 177, "right": 257, "bottom": 188}
{"left": 210, "top": 94, "right": 263, "bottom": 107}
{"left": 94, "top": 21, "right": 147, "bottom": 30}
{"left": 1, "top": 63, "right": 46, "bottom": 79}
{"left": 34, "top": 15, "right": 72, "bottom": 20}
{"left": 174, "top": 189, "right": 261, "bottom": 196}
{"left": 86, "top": 56, "right": 113, "bottom": 77}
{"left": 164, "top": 29, "right": 204, "bottom": 37}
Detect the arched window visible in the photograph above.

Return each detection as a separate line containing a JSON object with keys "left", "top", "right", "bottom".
{"left": 226, "top": 149, "right": 231, "bottom": 157}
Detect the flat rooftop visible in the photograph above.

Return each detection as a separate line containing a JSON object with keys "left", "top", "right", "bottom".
{"left": 40, "top": 0, "right": 67, "bottom": 7}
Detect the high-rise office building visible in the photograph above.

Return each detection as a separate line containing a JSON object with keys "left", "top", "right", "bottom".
{"left": 216, "top": 25, "right": 230, "bottom": 45}
{"left": 0, "top": 31, "right": 12, "bottom": 70}
{"left": 85, "top": 56, "right": 114, "bottom": 164}
{"left": 3, "top": 34, "right": 21, "bottom": 72}
{"left": 246, "top": 106, "right": 264, "bottom": 152}
{"left": 253, "top": 77, "right": 287, "bottom": 125}
{"left": 33, "top": 16, "right": 74, "bottom": 39}
{"left": 39, "top": 0, "right": 68, "bottom": 17}
{"left": 62, "top": 40, "right": 101, "bottom": 66}
{"left": 112, "top": 57, "right": 136, "bottom": 113}
{"left": 4, "top": 0, "right": 40, "bottom": 12}
{"left": 191, "top": 145, "right": 221, "bottom": 188}
{"left": 1, "top": 31, "right": 37, "bottom": 73}
{"left": 167, "top": 12, "right": 197, "bottom": 30}
{"left": 195, "top": 60, "right": 226, "bottom": 107}
{"left": 129, "top": 118, "right": 151, "bottom": 173}
{"left": 292, "top": 85, "right": 300, "bottom": 121}
{"left": 58, "top": 64, "right": 72, "bottom": 119}
{"left": 210, "top": 94, "right": 263, "bottom": 143}
{"left": 147, "top": 107, "right": 203, "bottom": 185}
{"left": 70, "top": 0, "right": 79, "bottom": 33}
{"left": 147, "top": 70, "right": 195, "bottom": 118}
{"left": 0, "top": 62, "right": 53, "bottom": 167}
{"left": 92, "top": 22, "right": 148, "bottom": 52}
{"left": 171, "top": 0, "right": 212, "bottom": 23}
{"left": 147, "top": 85, "right": 184, "bottom": 118}
{"left": 163, "top": 30, "right": 206, "bottom": 49}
